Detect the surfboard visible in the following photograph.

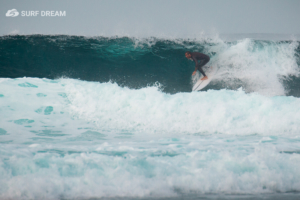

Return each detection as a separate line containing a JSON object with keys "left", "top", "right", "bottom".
{"left": 192, "top": 66, "right": 217, "bottom": 91}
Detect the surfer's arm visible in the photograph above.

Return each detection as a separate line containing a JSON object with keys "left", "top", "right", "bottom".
{"left": 192, "top": 57, "right": 198, "bottom": 75}
{"left": 192, "top": 57, "right": 198, "bottom": 68}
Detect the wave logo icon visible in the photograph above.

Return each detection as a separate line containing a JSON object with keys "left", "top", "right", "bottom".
{"left": 6, "top": 9, "right": 19, "bottom": 17}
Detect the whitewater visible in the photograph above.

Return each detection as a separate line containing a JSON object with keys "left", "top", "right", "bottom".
{"left": 1, "top": 34, "right": 300, "bottom": 200}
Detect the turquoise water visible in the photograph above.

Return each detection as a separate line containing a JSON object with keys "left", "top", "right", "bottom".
{"left": 0, "top": 35, "right": 300, "bottom": 199}
{"left": 1, "top": 35, "right": 299, "bottom": 96}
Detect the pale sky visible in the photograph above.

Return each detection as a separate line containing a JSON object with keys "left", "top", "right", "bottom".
{"left": 1, "top": 0, "right": 300, "bottom": 37}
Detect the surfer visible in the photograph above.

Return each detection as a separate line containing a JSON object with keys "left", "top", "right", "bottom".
{"left": 185, "top": 51, "right": 210, "bottom": 80}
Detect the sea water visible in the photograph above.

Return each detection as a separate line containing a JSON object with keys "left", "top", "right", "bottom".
{"left": 0, "top": 35, "right": 300, "bottom": 199}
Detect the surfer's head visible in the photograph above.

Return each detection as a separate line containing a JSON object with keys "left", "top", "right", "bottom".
{"left": 185, "top": 51, "right": 192, "bottom": 59}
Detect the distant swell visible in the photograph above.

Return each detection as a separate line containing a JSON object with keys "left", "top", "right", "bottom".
{"left": 0, "top": 35, "right": 300, "bottom": 96}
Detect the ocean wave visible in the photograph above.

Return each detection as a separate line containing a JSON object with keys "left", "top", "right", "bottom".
{"left": 0, "top": 35, "right": 299, "bottom": 96}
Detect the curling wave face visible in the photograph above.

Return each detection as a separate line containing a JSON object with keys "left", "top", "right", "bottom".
{"left": 0, "top": 35, "right": 299, "bottom": 96}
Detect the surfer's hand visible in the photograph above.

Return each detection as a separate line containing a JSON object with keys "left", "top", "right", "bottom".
{"left": 192, "top": 71, "right": 197, "bottom": 76}
{"left": 201, "top": 76, "right": 208, "bottom": 80}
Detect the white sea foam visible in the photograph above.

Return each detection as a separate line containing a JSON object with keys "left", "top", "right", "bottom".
{"left": 64, "top": 79, "right": 300, "bottom": 136}
{"left": 205, "top": 38, "right": 299, "bottom": 96}
{"left": 1, "top": 77, "right": 300, "bottom": 138}
{"left": 1, "top": 135, "right": 300, "bottom": 199}
{"left": 1, "top": 78, "right": 300, "bottom": 199}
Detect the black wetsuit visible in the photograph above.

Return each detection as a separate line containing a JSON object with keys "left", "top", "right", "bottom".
{"left": 190, "top": 52, "right": 210, "bottom": 77}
